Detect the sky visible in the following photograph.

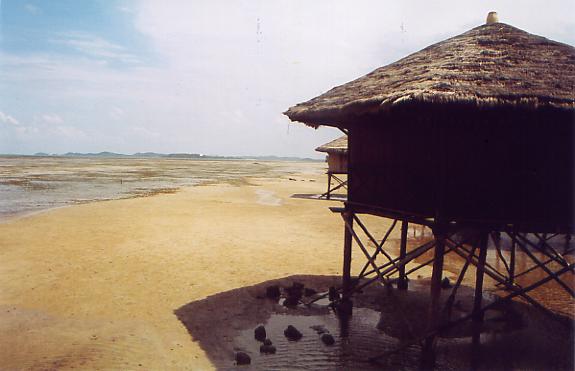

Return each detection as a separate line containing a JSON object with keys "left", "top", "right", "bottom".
{"left": 1, "top": 1, "right": 574, "bottom": 158}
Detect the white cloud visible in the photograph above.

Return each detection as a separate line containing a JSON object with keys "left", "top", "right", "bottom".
{"left": 109, "top": 107, "right": 125, "bottom": 120}
{"left": 118, "top": 6, "right": 133, "bottom": 14}
{"left": 41, "top": 114, "right": 64, "bottom": 124}
{"left": 132, "top": 126, "right": 160, "bottom": 139}
{"left": 1, "top": 1, "right": 573, "bottom": 156}
{"left": 50, "top": 32, "right": 141, "bottom": 64}
{"left": 0, "top": 111, "right": 20, "bottom": 126}
{"left": 24, "top": 4, "right": 40, "bottom": 14}
{"left": 52, "top": 125, "right": 87, "bottom": 139}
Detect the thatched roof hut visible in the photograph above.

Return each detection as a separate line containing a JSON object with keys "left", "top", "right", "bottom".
{"left": 315, "top": 136, "right": 348, "bottom": 154}
{"left": 285, "top": 22, "right": 575, "bottom": 127}
{"left": 285, "top": 18, "right": 575, "bottom": 232}
{"left": 316, "top": 135, "right": 348, "bottom": 174}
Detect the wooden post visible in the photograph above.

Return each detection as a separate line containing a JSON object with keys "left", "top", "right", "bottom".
{"left": 430, "top": 228, "right": 446, "bottom": 314}
{"left": 342, "top": 210, "right": 353, "bottom": 298}
{"left": 398, "top": 220, "right": 409, "bottom": 290}
{"left": 472, "top": 231, "right": 489, "bottom": 345}
{"left": 326, "top": 173, "right": 332, "bottom": 200}
{"left": 509, "top": 232, "right": 516, "bottom": 285}
{"left": 422, "top": 226, "right": 446, "bottom": 366}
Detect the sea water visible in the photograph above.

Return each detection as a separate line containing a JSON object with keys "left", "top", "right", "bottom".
{"left": 0, "top": 156, "right": 321, "bottom": 221}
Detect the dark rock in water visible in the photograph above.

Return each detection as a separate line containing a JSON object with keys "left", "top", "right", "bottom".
{"left": 285, "top": 284, "right": 304, "bottom": 301}
{"left": 260, "top": 344, "right": 277, "bottom": 354}
{"left": 328, "top": 287, "right": 340, "bottom": 302}
{"left": 254, "top": 325, "right": 266, "bottom": 342}
{"left": 320, "top": 333, "right": 335, "bottom": 346}
{"left": 284, "top": 325, "right": 303, "bottom": 341}
{"left": 283, "top": 297, "right": 299, "bottom": 307}
{"left": 441, "top": 277, "right": 452, "bottom": 289}
{"left": 336, "top": 299, "right": 353, "bottom": 316}
{"left": 304, "top": 287, "right": 317, "bottom": 297}
{"left": 235, "top": 352, "right": 251, "bottom": 365}
{"left": 263, "top": 338, "right": 272, "bottom": 346}
{"left": 265, "top": 285, "right": 281, "bottom": 299}
{"left": 283, "top": 282, "right": 306, "bottom": 306}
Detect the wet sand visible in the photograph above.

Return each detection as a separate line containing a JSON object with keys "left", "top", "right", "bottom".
{"left": 175, "top": 276, "right": 572, "bottom": 370}
{"left": 0, "top": 167, "right": 408, "bottom": 370}
{"left": 1, "top": 162, "right": 573, "bottom": 370}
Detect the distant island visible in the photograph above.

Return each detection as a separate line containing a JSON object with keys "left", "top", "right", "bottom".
{"left": 11, "top": 152, "right": 322, "bottom": 162}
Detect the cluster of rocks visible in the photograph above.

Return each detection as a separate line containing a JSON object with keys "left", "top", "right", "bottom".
{"left": 235, "top": 282, "right": 347, "bottom": 366}
{"left": 310, "top": 325, "right": 335, "bottom": 345}
{"left": 264, "top": 281, "right": 318, "bottom": 307}
{"left": 254, "top": 325, "right": 277, "bottom": 354}
{"left": 235, "top": 321, "right": 336, "bottom": 366}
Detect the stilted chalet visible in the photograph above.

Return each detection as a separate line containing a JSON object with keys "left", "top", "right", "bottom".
{"left": 284, "top": 12, "right": 575, "bottom": 362}
{"left": 315, "top": 136, "right": 348, "bottom": 200}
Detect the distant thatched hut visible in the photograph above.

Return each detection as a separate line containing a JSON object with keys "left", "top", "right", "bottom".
{"left": 285, "top": 14, "right": 575, "bottom": 359}
{"left": 316, "top": 136, "right": 348, "bottom": 199}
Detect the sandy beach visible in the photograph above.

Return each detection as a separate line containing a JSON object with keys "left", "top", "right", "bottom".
{"left": 2, "top": 162, "right": 573, "bottom": 370}
{"left": 0, "top": 166, "right": 411, "bottom": 370}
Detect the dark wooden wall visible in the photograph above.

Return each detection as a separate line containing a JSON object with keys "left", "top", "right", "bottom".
{"left": 347, "top": 105, "right": 574, "bottom": 232}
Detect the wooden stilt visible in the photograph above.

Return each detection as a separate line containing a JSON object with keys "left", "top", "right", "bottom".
{"left": 514, "top": 232, "right": 570, "bottom": 268}
{"left": 398, "top": 220, "right": 409, "bottom": 290}
{"left": 472, "top": 232, "right": 488, "bottom": 345}
{"left": 449, "top": 241, "right": 508, "bottom": 282}
{"left": 445, "top": 244, "right": 477, "bottom": 315}
{"left": 326, "top": 173, "right": 332, "bottom": 200}
{"left": 449, "top": 241, "right": 555, "bottom": 317}
{"left": 533, "top": 233, "right": 570, "bottom": 266}
{"left": 515, "top": 239, "right": 575, "bottom": 297}
{"left": 342, "top": 210, "right": 353, "bottom": 298}
{"left": 356, "top": 240, "right": 436, "bottom": 292}
{"left": 492, "top": 232, "right": 511, "bottom": 277}
{"left": 341, "top": 215, "right": 387, "bottom": 284}
{"left": 429, "top": 229, "right": 446, "bottom": 316}
{"left": 368, "top": 263, "right": 575, "bottom": 364}
{"left": 354, "top": 216, "right": 396, "bottom": 263}
{"left": 422, "top": 227, "right": 446, "bottom": 366}
{"left": 510, "top": 232, "right": 516, "bottom": 285}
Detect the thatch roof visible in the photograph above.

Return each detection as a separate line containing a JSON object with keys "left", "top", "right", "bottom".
{"left": 285, "top": 22, "right": 575, "bottom": 127}
{"left": 315, "top": 135, "right": 348, "bottom": 154}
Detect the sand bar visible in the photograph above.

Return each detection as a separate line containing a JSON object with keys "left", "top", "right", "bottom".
{"left": 0, "top": 169, "right": 412, "bottom": 370}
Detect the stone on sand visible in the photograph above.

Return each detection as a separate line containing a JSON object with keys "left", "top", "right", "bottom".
{"left": 254, "top": 325, "right": 266, "bottom": 342}
{"left": 235, "top": 352, "right": 251, "bottom": 365}
{"left": 284, "top": 325, "right": 303, "bottom": 341}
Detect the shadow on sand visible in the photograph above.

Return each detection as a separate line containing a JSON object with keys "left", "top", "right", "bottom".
{"left": 175, "top": 275, "right": 574, "bottom": 370}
